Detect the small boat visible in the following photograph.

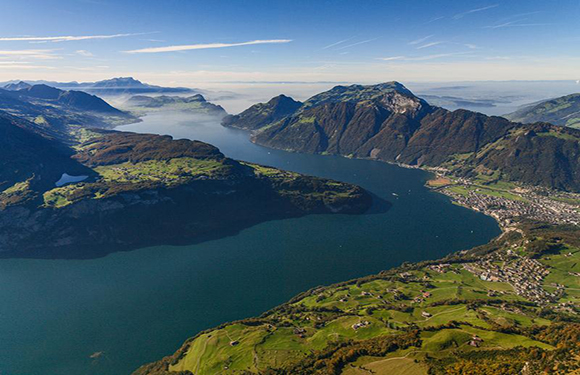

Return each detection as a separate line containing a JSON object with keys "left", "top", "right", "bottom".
{"left": 90, "top": 351, "right": 104, "bottom": 359}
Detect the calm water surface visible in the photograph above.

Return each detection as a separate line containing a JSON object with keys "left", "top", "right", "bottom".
{"left": 0, "top": 112, "right": 501, "bottom": 375}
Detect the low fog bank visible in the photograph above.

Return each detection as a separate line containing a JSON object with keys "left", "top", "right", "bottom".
{"left": 105, "top": 80, "right": 580, "bottom": 117}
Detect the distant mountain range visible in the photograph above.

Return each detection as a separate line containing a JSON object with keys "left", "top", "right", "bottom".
{"left": 3, "top": 81, "right": 32, "bottom": 91}
{"left": 0, "top": 83, "right": 138, "bottom": 134}
{"left": 223, "top": 82, "right": 580, "bottom": 192}
{"left": 124, "top": 94, "right": 227, "bottom": 117}
{"left": 2, "top": 77, "right": 194, "bottom": 96}
{"left": 504, "top": 93, "right": 580, "bottom": 129}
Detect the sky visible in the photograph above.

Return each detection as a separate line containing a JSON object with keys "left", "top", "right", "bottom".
{"left": 0, "top": 0, "right": 579, "bottom": 87}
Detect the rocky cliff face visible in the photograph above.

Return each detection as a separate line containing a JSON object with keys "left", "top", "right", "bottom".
{"left": 254, "top": 90, "right": 433, "bottom": 158}
{"left": 228, "top": 82, "right": 580, "bottom": 192}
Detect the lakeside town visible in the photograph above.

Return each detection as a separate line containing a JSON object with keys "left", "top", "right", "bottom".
{"left": 429, "top": 176, "right": 580, "bottom": 229}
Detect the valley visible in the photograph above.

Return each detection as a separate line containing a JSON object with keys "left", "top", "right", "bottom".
{"left": 0, "top": 91, "right": 502, "bottom": 375}
{"left": 3, "top": 1, "right": 580, "bottom": 374}
{"left": 1, "top": 79, "right": 579, "bottom": 375}
{"left": 131, "top": 82, "right": 580, "bottom": 375}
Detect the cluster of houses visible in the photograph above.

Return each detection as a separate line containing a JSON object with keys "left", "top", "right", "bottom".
{"left": 413, "top": 290, "right": 432, "bottom": 304}
{"left": 463, "top": 254, "right": 559, "bottom": 305}
{"left": 428, "top": 263, "right": 451, "bottom": 273}
{"left": 555, "top": 301, "right": 577, "bottom": 314}
{"left": 293, "top": 327, "right": 307, "bottom": 338}
{"left": 468, "top": 335, "right": 484, "bottom": 347}
{"left": 440, "top": 180, "right": 580, "bottom": 227}
{"left": 352, "top": 320, "right": 371, "bottom": 330}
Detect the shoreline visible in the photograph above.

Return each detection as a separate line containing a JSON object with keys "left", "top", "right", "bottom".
{"left": 242, "top": 127, "right": 580, "bottom": 233}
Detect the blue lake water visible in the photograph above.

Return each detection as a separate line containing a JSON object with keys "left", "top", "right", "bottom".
{"left": 0, "top": 112, "right": 501, "bottom": 375}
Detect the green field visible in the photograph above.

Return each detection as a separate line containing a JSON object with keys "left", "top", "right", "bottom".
{"left": 42, "top": 157, "right": 229, "bottom": 208}
{"left": 164, "top": 251, "right": 572, "bottom": 374}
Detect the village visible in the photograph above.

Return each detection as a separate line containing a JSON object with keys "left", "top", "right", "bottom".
{"left": 434, "top": 177, "right": 580, "bottom": 228}
{"left": 462, "top": 250, "right": 563, "bottom": 305}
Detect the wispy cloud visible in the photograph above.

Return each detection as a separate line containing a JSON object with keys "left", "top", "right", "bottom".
{"left": 124, "top": 39, "right": 292, "bottom": 54}
{"left": 425, "top": 16, "right": 445, "bottom": 24}
{"left": 410, "top": 52, "right": 473, "bottom": 61}
{"left": 0, "top": 63, "right": 53, "bottom": 69}
{"left": 485, "top": 56, "right": 512, "bottom": 60}
{"left": 494, "top": 11, "right": 541, "bottom": 24}
{"left": 484, "top": 22, "right": 551, "bottom": 29}
{"left": 64, "top": 65, "right": 110, "bottom": 71}
{"left": 409, "top": 35, "right": 433, "bottom": 45}
{"left": 0, "top": 61, "right": 31, "bottom": 64}
{"left": 0, "top": 33, "right": 146, "bottom": 43}
{"left": 0, "top": 49, "right": 60, "bottom": 60}
{"left": 379, "top": 56, "right": 406, "bottom": 61}
{"left": 464, "top": 43, "right": 479, "bottom": 49}
{"left": 336, "top": 38, "right": 378, "bottom": 50}
{"left": 379, "top": 51, "right": 473, "bottom": 61}
{"left": 76, "top": 49, "right": 93, "bottom": 57}
{"left": 322, "top": 37, "right": 355, "bottom": 50}
{"left": 453, "top": 4, "right": 498, "bottom": 20}
{"left": 416, "top": 41, "right": 443, "bottom": 49}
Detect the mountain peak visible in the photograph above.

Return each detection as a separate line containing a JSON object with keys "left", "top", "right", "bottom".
{"left": 221, "top": 94, "right": 302, "bottom": 131}
{"left": 19, "top": 84, "right": 62, "bottom": 99}
{"left": 267, "top": 94, "right": 300, "bottom": 106}
{"left": 3, "top": 81, "right": 32, "bottom": 91}
{"left": 305, "top": 81, "right": 417, "bottom": 108}
{"left": 373, "top": 81, "right": 412, "bottom": 94}
{"left": 93, "top": 77, "right": 146, "bottom": 88}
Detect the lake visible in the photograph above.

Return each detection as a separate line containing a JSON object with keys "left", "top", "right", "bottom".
{"left": 0, "top": 111, "right": 501, "bottom": 375}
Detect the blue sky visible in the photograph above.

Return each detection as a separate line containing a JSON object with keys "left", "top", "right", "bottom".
{"left": 0, "top": 0, "right": 579, "bottom": 85}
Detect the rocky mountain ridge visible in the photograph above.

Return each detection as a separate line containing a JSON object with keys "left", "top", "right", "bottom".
{"left": 223, "top": 82, "right": 580, "bottom": 192}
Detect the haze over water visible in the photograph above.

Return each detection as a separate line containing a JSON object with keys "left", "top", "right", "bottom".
{"left": 0, "top": 112, "right": 501, "bottom": 375}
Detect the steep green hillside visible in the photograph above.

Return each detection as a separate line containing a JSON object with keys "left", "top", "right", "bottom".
{"left": 0, "top": 111, "right": 93, "bottom": 198}
{"left": 133, "top": 222, "right": 580, "bottom": 375}
{"left": 223, "top": 82, "right": 580, "bottom": 192}
{"left": 0, "top": 84, "right": 138, "bottom": 134}
{"left": 505, "top": 93, "right": 580, "bottom": 129}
